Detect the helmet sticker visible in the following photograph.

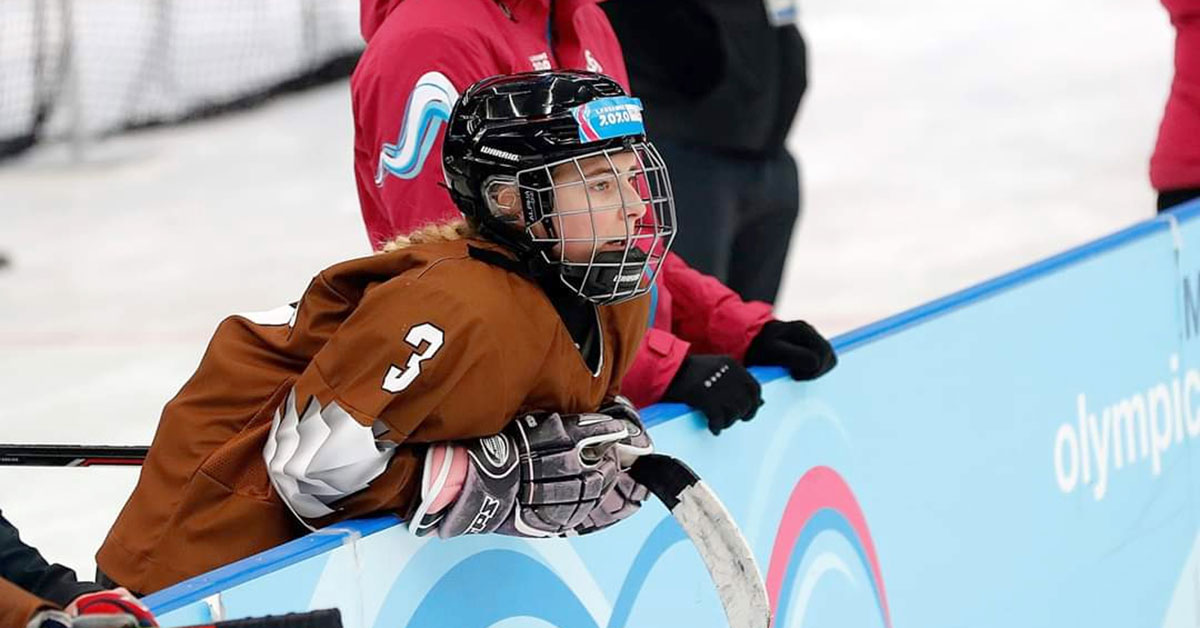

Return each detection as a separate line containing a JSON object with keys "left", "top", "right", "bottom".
{"left": 570, "top": 96, "right": 645, "bottom": 143}
{"left": 375, "top": 71, "right": 459, "bottom": 186}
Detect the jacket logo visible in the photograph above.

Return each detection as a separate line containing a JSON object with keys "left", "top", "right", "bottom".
{"left": 585, "top": 50, "right": 603, "bottom": 73}
{"left": 375, "top": 71, "right": 459, "bottom": 186}
{"left": 529, "top": 52, "right": 552, "bottom": 71}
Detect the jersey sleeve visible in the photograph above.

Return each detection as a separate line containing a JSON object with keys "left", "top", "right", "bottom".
{"left": 352, "top": 28, "right": 496, "bottom": 248}
{"left": 0, "top": 512, "right": 100, "bottom": 608}
{"left": 264, "top": 271, "right": 518, "bottom": 526}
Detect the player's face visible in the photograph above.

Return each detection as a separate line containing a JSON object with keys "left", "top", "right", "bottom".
{"left": 544, "top": 151, "right": 649, "bottom": 263}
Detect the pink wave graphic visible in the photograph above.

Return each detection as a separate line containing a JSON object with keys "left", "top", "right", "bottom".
{"left": 766, "top": 466, "right": 892, "bottom": 627}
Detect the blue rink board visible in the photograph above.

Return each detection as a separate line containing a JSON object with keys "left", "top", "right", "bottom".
{"left": 146, "top": 200, "right": 1200, "bottom": 628}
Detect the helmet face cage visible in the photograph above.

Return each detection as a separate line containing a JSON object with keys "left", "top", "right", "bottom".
{"left": 513, "top": 141, "right": 676, "bottom": 305}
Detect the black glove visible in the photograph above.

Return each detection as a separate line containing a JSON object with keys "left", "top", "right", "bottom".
{"left": 662, "top": 355, "right": 763, "bottom": 435}
{"left": 744, "top": 320, "right": 837, "bottom": 380}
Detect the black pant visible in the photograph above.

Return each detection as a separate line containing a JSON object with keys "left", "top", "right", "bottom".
{"left": 655, "top": 139, "right": 801, "bottom": 304}
{"left": 1157, "top": 188, "right": 1200, "bottom": 213}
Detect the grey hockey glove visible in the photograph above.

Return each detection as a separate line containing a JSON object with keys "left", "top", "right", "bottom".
{"left": 573, "top": 397, "right": 653, "bottom": 534}
{"left": 410, "top": 401, "right": 653, "bottom": 538}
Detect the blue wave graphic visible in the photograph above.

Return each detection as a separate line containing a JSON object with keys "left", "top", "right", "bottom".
{"left": 608, "top": 516, "right": 687, "bottom": 628}
{"left": 403, "top": 550, "right": 598, "bottom": 628}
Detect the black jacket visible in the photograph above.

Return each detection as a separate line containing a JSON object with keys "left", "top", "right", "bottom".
{"left": 603, "top": 0, "right": 807, "bottom": 156}
{"left": 1, "top": 511, "right": 101, "bottom": 608}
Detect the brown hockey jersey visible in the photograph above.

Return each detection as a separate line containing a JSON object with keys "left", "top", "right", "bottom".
{"left": 96, "top": 238, "right": 650, "bottom": 594}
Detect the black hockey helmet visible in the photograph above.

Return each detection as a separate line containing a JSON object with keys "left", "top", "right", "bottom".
{"left": 442, "top": 70, "right": 676, "bottom": 305}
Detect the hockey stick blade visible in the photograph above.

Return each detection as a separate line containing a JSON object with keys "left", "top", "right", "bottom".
{"left": 629, "top": 454, "right": 771, "bottom": 628}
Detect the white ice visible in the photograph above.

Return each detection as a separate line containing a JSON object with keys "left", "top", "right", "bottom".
{"left": 0, "top": 0, "right": 1173, "bottom": 588}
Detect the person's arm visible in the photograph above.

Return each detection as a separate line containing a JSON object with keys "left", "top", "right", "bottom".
{"left": 663, "top": 252, "right": 837, "bottom": 384}
{"left": 620, "top": 327, "right": 690, "bottom": 407}
{"left": 0, "top": 512, "right": 100, "bottom": 610}
{"left": 352, "top": 29, "right": 496, "bottom": 248}
{"left": 262, "top": 271, "right": 517, "bottom": 529}
{"left": 660, "top": 252, "right": 775, "bottom": 359}
{"left": 0, "top": 513, "right": 155, "bottom": 628}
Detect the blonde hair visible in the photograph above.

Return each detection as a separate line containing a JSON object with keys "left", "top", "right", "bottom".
{"left": 379, "top": 218, "right": 478, "bottom": 252}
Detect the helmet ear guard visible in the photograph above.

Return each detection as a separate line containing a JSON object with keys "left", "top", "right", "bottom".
{"left": 482, "top": 177, "right": 522, "bottom": 222}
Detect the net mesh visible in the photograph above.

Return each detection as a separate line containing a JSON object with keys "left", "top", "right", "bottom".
{"left": 0, "top": 0, "right": 363, "bottom": 160}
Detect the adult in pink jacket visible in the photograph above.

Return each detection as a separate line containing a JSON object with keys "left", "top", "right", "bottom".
{"left": 352, "top": 0, "right": 837, "bottom": 434}
{"left": 1153, "top": 0, "right": 1200, "bottom": 212}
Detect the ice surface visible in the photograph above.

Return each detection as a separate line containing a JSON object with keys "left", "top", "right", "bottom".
{"left": 0, "top": 0, "right": 1173, "bottom": 587}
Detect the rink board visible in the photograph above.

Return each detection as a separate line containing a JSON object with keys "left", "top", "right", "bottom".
{"left": 144, "top": 200, "right": 1200, "bottom": 628}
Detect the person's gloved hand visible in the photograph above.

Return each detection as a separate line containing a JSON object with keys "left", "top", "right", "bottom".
{"left": 744, "top": 320, "right": 837, "bottom": 380}
{"left": 662, "top": 355, "right": 763, "bottom": 435}
{"left": 410, "top": 410, "right": 634, "bottom": 538}
{"left": 28, "top": 589, "right": 157, "bottom": 628}
{"left": 572, "top": 396, "right": 652, "bottom": 534}
{"left": 67, "top": 590, "right": 156, "bottom": 628}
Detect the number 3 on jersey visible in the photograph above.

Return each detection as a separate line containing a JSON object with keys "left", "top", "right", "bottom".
{"left": 381, "top": 323, "right": 445, "bottom": 393}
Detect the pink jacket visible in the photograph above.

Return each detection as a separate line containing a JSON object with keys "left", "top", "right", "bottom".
{"left": 1152, "top": 0, "right": 1200, "bottom": 191}
{"left": 352, "top": 0, "right": 774, "bottom": 406}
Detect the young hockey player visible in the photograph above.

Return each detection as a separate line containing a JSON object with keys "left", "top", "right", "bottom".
{"left": 352, "top": 0, "right": 838, "bottom": 437}
{"left": 95, "top": 71, "right": 675, "bottom": 595}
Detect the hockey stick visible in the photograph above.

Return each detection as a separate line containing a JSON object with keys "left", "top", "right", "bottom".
{"left": 4, "top": 447, "right": 770, "bottom": 625}
{"left": 0, "top": 444, "right": 148, "bottom": 467}
{"left": 73, "top": 609, "right": 342, "bottom": 628}
{"left": 628, "top": 454, "right": 772, "bottom": 628}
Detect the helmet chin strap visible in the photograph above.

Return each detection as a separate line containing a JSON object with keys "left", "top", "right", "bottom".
{"left": 559, "top": 248, "right": 650, "bottom": 304}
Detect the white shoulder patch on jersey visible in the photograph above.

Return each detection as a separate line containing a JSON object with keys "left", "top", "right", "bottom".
{"left": 235, "top": 303, "right": 297, "bottom": 327}
{"left": 375, "top": 71, "right": 460, "bottom": 186}
{"left": 263, "top": 389, "right": 397, "bottom": 522}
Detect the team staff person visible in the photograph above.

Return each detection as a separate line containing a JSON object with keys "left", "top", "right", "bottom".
{"left": 1152, "top": 0, "right": 1200, "bottom": 212}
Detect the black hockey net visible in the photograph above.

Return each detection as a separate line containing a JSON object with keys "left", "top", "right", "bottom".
{"left": 0, "top": 0, "right": 363, "bottom": 161}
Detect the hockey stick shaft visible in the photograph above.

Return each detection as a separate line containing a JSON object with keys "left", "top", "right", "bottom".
{"left": 73, "top": 609, "right": 342, "bottom": 628}
{"left": 0, "top": 444, "right": 148, "bottom": 467}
